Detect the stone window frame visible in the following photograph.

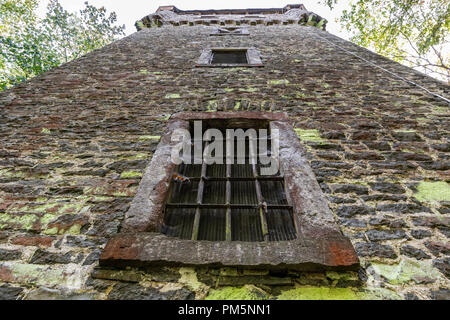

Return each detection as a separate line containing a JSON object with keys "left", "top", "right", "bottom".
{"left": 98, "top": 112, "right": 359, "bottom": 272}
{"left": 209, "top": 27, "right": 250, "bottom": 36}
{"left": 195, "top": 48, "right": 263, "bottom": 68}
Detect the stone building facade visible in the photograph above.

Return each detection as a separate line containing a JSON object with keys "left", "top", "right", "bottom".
{"left": 0, "top": 5, "right": 449, "bottom": 300}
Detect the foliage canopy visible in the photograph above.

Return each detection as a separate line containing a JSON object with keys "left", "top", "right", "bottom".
{"left": 0, "top": 0, "right": 125, "bottom": 91}
{"left": 321, "top": 0, "right": 449, "bottom": 81}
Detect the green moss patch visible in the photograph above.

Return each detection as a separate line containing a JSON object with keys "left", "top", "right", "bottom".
{"left": 414, "top": 181, "right": 450, "bottom": 203}
{"left": 278, "top": 287, "right": 359, "bottom": 300}
{"left": 206, "top": 285, "right": 269, "bottom": 300}
{"left": 268, "top": 79, "right": 289, "bottom": 85}
{"left": 0, "top": 213, "right": 38, "bottom": 231}
{"left": 120, "top": 170, "right": 143, "bottom": 179}
{"left": 139, "top": 135, "right": 160, "bottom": 141}
{"left": 294, "top": 129, "right": 324, "bottom": 142}
{"left": 165, "top": 93, "right": 181, "bottom": 99}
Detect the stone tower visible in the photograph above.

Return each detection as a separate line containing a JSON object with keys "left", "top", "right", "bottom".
{"left": 0, "top": 4, "right": 448, "bottom": 300}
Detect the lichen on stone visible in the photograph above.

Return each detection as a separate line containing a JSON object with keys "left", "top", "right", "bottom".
{"left": 268, "top": 79, "right": 290, "bottom": 85}
{"left": 277, "top": 287, "right": 359, "bottom": 300}
{"left": 0, "top": 213, "right": 38, "bottom": 231}
{"left": 414, "top": 181, "right": 450, "bottom": 203}
{"left": 239, "top": 88, "right": 258, "bottom": 93}
{"left": 294, "top": 129, "right": 323, "bottom": 142}
{"left": 371, "top": 258, "right": 442, "bottom": 285}
{"left": 120, "top": 170, "right": 143, "bottom": 179}
{"left": 206, "top": 285, "right": 269, "bottom": 300}
{"left": 165, "top": 93, "right": 181, "bottom": 99}
{"left": 139, "top": 135, "right": 161, "bottom": 141}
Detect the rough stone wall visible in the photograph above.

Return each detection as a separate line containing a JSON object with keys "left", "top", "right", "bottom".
{"left": 0, "top": 24, "right": 448, "bottom": 300}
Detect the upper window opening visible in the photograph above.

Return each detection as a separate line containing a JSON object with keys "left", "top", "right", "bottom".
{"left": 220, "top": 27, "right": 239, "bottom": 33}
{"left": 210, "top": 27, "right": 250, "bottom": 36}
{"left": 162, "top": 119, "right": 297, "bottom": 242}
{"left": 196, "top": 48, "right": 263, "bottom": 67}
{"left": 211, "top": 50, "right": 248, "bottom": 64}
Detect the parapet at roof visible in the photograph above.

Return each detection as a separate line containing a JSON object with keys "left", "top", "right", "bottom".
{"left": 135, "top": 4, "right": 327, "bottom": 31}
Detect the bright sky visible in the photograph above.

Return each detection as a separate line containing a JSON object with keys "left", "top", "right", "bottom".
{"left": 36, "top": 0, "right": 351, "bottom": 39}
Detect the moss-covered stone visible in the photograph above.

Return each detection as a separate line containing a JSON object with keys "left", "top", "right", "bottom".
{"left": 138, "top": 135, "right": 161, "bottom": 141}
{"left": 268, "top": 79, "right": 289, "bottom": 85}
{"left": 278, "top": 287, "right": 360, "bottom": 300}
{"left": 371, "top": 259, "right": 442, "bottom": 284}
{"left": 0, "top": 213, "right": 38, "bottom": 231}
{"left": 361, "top": 288, "right": 402, "bottom": 300}
{"left": 206, "top": 285, "right": 269, "bottom": 300}
{"left": 294, "top": 129, "right": 324, "bottom": 142}
{"left": 178, "top": 268, "right": 207, "bottom": 292}
{"left": 414, "top": 181, "right": 450, "bottom": 203}
{"left": 120, "top": 170, "right": 143, "bottom": 179}
{"left": 165, "top": 93, "right": 181, "bottom": 99}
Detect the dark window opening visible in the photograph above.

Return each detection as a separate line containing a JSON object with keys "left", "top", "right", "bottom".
{"left": 218, "top": 27, "right": 239, "bottom": 33}
{"left": 162, "top": 120, "right": 297, "bottom": 242}
{"left": 210, "top": 27, "right": 250, "bottom": 36}
{"left": 211, "top": 50, "right": 248, "bottom": 64}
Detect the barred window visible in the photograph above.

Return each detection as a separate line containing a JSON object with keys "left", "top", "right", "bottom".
{"left": 162, "top": 120, "right": 296, "bottom": 242}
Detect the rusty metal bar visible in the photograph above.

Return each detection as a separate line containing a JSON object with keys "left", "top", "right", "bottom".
{"left": 225, "top": 163, "right": 232, "bottom": 241}
{"left": 166, "top": 203, "right": 292, "bottom": 209}
{"left": 179, "top": 176, "right": 283, "bottom": 181}
{"left": 252, "top": 163, "right": 269, "bottom": 241}
{"left": 191, "top": 150, "right": 207, "bottom": 240}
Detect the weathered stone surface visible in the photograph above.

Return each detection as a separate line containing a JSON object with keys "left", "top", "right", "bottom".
{"left": 12, "top": 235, "right": 54, "bottom": 247}
{"left": 430, "top": 288, "right": 450, "bottom": 300}
{"left": 0, "top": 284, "right": 23, "bottom": 300}
{"left": 108, "top": 282, "right": 194, "bottom": 300}
{"left": 412, "top": 216, "right": 450, "bottom": 228}
{"left": 29, "top": 249, "right": 75, "bottom": 265}
{"left": 410, "top": 229, "right": 432, "bottom": 239}
{"left": 25, "top": 287, "right": 95, "bottom": 300}
{"left": 369, "top": 217, "right": 407, "bottom": 228}
{"left": 432, "top": 258, "right": 450, "bottom": 278}
{"left": 336, "top": 205, "right": 375, "bottom": 218}
{"left": 369, "top": 183, "right": 405, "bottom": 194}
{"left": 82, "top": 250, "right": 101, "bottom": 266}
{"left": 366, "top": 230, "right": 408, "bottom": 241}
{"left": 425, "top": 242, "right": 450, "bottom": 257}
{"left": 331, "top": 184, "right": 369, "bottom": 195}
{"left": 400, "top": 245, "right": 431, "bottom": 260}
{"left": 376, "top": 203, "right": 431, "bottom": 214}
{"left": 0, "top": 249, "right": 22, "bottom": 261}
{"left": 354, "top": 242, "right": 397, "bottom": 259}
{"left": 362, "top": 194, "right": 407, "bottom": 202}
{"left": 391, "top": 131, "right": 423, "bottom": 142}
{"left": 340, "top": 219, "right": 367, "bottom": 228}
